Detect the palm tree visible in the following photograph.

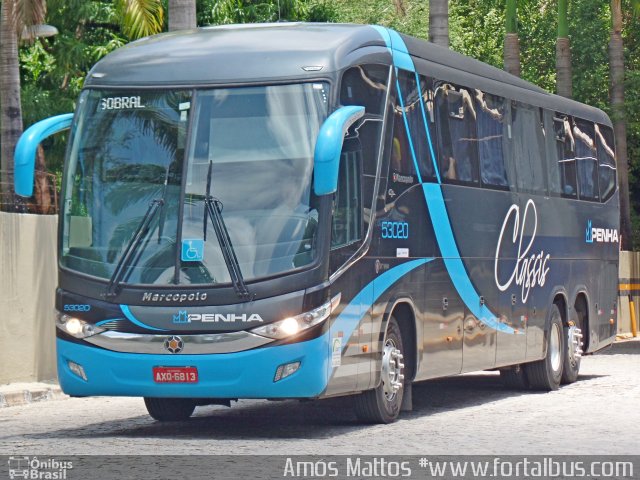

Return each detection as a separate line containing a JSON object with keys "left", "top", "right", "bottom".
{"left": 609, "top": 0, "right": 636, "bottom": 250}
{"left": 169, "top": 0, "right": 196, "bottom": 31}
{"left": 0, "top": 0, "right": 46, "bottom": 209}
{"left": 556, "top": 0, "right": 572, "bottom": 98}
{"left": 0, "top": 0, "right": 164, "bottom": 211}
{"left": 429, "top": 0, "right": 449, "bottom": 48}
{"left": 504, "top": 0, "right": 520, "bottom": 77}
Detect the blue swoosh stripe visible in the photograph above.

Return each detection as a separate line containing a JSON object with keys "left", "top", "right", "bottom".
{"left": 332, "top": 259, "right": 432, "bottom": 340}
{"left": 371, "top": 26, "right": 517, "bottom": 335}
{"left": 120, "top": 305, "right": 168, "bottom": 331}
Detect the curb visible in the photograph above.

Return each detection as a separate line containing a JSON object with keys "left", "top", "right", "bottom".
{"left": 0, "top": 385, "right": 66, "bottom": 408}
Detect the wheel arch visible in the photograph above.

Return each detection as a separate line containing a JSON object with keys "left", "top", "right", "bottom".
{"left": 381, "top": 297, "right": 418, "bottom": 383}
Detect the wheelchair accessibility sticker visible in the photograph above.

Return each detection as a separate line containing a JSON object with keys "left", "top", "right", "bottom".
{"left": 181, "top": 239, "right": 204, "bottom": 262}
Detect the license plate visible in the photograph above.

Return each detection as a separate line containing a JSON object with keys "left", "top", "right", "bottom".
{"left": 153, "top": 366, "right": 198, "bottom": 383}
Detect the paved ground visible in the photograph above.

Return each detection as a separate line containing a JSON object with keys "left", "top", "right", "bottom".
{"left": 1, "top": 343, "right": 638, "bottom": 456}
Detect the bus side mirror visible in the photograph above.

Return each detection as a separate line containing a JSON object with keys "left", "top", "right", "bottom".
{"left": 14, "top": 113, "right": 74, "bottom": 197}
{"left": 313, "top": 106, "right": 365, "bottom": 196}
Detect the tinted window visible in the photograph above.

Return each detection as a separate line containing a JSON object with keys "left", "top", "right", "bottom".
{"left": 554, "top": 116, "right": 577, "bottom": 197}
{"left": 511, "top": 102, "right": 546, "bottom": 194}
{"left": 574, "top": 119, "right": 599, "bottom": 201}
{"left": 332, "top": 143, "right": 362, "bottom": 249}
{"left": 389, "top": 75, "right": 420, "bottom": 197}
{"left": 544, "top": 111, "right": 562, "bottom": 196}
{"left": 476, "top": 91, "right": 508, "bottom": 188}
{"left": 434, "top": 83, "right": 479, "bottom": 185}
{"left": 395, "top": 69, "right": 436, "bottom": 182}
{"left": 596, "top": 124, "right": 616, "bottom": 202}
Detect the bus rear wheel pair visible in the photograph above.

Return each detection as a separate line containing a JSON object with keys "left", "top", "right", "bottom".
{"left": 501, "top": 303, "right": 584, "bottom": 391}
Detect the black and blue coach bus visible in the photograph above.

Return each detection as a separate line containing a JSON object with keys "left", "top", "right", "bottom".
{"left": 15, "top": 23, "right": 619, "bottom": 423}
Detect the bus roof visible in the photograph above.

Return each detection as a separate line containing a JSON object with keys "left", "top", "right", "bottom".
{"left": 84, "top": 22, "right": 611, "bottom": 126}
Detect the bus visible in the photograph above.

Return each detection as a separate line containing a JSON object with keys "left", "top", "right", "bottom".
{"left": 15, "top": 23, "right": 619, "bottom": 424}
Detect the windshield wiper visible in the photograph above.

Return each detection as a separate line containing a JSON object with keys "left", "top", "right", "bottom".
{"left": 106, "top": 198, "right": 164, "bottom": 298}
{"left": 203, "top": 160, "right": 251, "bottom": 300}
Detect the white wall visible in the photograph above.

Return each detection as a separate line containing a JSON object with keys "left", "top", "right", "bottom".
{"left": 0, "top": 212, "right": 58, "bottom": 384}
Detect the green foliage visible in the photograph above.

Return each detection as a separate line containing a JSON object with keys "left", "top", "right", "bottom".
{"left": 15, "top": 0, "right": 640, "bottom": 248}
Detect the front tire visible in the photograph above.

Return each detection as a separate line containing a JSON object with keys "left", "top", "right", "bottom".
{"left": 144, "top": 397, "right": 196, "bottom": 421}
{"left": 525, "top": 304, "right": 564, "bottom": 391}
{"left": 354, "top": 316, "right": 405, "bottom": 424}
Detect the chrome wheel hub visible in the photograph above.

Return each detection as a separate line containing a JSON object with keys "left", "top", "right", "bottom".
{"left": 550, "top": 323, "right": 562, "bottom": 373}
{"left": 567, "top": 325, "right": 584, "bottom": 367}
{"left": 381, "top": 340, "right": 404, "bottom": 401}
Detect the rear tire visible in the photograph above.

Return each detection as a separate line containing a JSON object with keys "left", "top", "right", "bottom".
{"left": 144, "top": 397, "right": 196, "bottom": 421}
{"left": 354, "top": 316, "right": 405, "bottom": 424}
{"left": 561, "top": 308, "right": 584, "bottom": 384}
{"left": 525, "top": 304, "right": 564, "bottom": 391}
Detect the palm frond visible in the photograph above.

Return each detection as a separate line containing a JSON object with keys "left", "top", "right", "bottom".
{"left": 5, "top": 0, "right": 47, "bottom": 32}
{"left": 118, "top": 0, "right": 164, "bottom": 40}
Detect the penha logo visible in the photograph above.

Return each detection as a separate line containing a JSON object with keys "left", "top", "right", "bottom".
{"left": 585, "top": 220, "right": 618, "bottom": 244}
{"left": 172, "top": 312, "right": 264, "bottom": 324}
{"left": 494, "top": 199, "right": 551, "bottom": 303}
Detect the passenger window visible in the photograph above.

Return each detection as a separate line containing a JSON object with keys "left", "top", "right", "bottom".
{"left": 388, "top": 76, "right": 420, "bottom": 198}
{"left": 510, "top": 102, "right": 546, "bottom": 194}
{"left": 596, "top": 124, "right": 616, "bottom": 202}
{"left": 554, "top": 116, "right": 577, "bottom": 198}
{"left": 574, "top": 119, "right": 599, "bottom": 201}
{"left": 395, "top": 69, "right": 436, "bottom": 182}
{"left": 544, "top": 111, "right": 562, "bottom": 196}
{"left": 434, "top": 83, "right": 479, "bottom": 185}
{"left": 331, "top": 140, "right": 363, "bottom": 250}
{"left": 475, "top": 91, "right": 508, "bottom": 189}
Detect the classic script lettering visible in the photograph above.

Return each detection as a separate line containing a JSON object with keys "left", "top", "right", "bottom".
{"left": 494, "top": 199, "right": 550, "bottom": 303}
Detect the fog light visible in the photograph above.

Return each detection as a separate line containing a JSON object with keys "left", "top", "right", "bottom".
{"left": 68, "top": 361, "right": 87, "bottom": 381}
{"left": 274, "top": 361, "right": 301, "bottom": 382}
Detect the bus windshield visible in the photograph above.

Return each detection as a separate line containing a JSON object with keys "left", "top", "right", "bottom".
{"left": 61, "top": 83, "right": 329, "bottom": 286}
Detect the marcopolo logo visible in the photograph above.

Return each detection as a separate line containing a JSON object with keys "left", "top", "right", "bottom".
{"left": 8, "top": 456, "right": 73, "bottom": 480}
{"left": 586, "top": 220, "right": 619, "bottom": 244}
{"left": 172, "top": 310, "right": 264, "bottom": 324}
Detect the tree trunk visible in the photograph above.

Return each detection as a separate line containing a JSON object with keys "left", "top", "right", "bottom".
{"left": 556, "top": 38, "right": 572, "bottom": 98}
{"left": 609, "top": 0, "right": 632, "bottom": 250}
{"left": 556, "top": 0, "right": 572, "bottom": 98}
{"left": 504, "top": 33, "right": 521, "bottom": 77}
{"left": 429, "top": 0, "right": 449, "bottom": 48}
{"left": 0, "top": 2, "right": 23, "bottom": 209}
{"left": 169, "top": 0, "right": 197, "bottom": 31}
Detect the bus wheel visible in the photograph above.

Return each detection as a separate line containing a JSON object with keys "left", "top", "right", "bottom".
{"left": 354, "top": 315, "right": 405, "bottom": 424}
{"left": 525, "top": 304, "right": 564, "bottom": 391}
{"left": 144, "top": 397, "right": 196, "bottom": 421}
{"left": 561, "top": 310, "right": 584, "bottom": 384}
{"left": 500, "top": 365, "right": 529, "bottom": 389}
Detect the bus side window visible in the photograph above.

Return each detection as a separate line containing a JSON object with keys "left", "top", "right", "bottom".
{"left": 510, "top": 101, "right": 546, "bottom": 195}
{"left": 434, "top": 83, "right": 479, "bottom": 185}
{"left": 475, "top": 90, "right": 509, "bottom": 189}
{"left": 544, "top": 110, "right": 562, "bottom": 196}
{"left": 331, "top": 141, "right": 363, "bottom": 250}
{"left": 554, "top": 115, "right": 577, "bottom": 197}
{"left": 596, "top": 124, "right": 616, "bottom": 202}
{"left": 394, "top": 69, "right": 436, "bottom": 182}
{"left": 574, "top": 119, "right": 599, "bottom": 201}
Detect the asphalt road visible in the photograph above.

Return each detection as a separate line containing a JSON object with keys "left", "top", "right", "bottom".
{"left": 1, "top": 347, "right": 638, "bottom": 456}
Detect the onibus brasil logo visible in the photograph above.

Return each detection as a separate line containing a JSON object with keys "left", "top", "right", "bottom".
{"left": 8, "top": 456, "right": 73, "bottom": 479}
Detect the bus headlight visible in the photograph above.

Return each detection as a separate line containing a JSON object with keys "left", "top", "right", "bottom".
{"left": 251, "top": 293, "right": 341, "bottom": 340}
{"left": 56, "top": 314, "right": 104, "bottom": 339}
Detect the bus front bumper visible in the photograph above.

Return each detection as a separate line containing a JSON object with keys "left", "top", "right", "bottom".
{"left": 56, "top": 335, "right": 330, "bottom": 399}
